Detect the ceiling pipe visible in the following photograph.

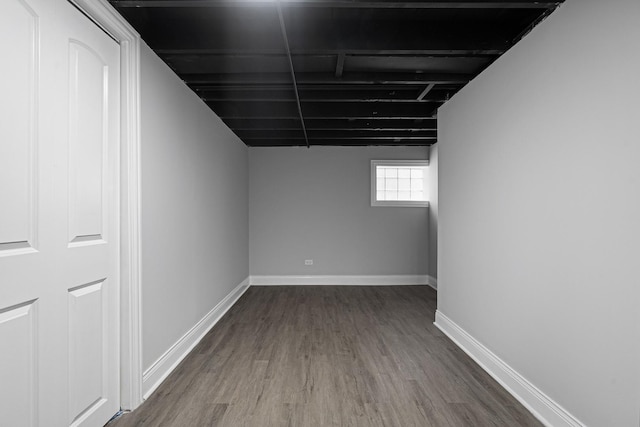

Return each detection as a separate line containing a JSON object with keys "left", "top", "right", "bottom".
{"left": 335, "top": 53, "right": 346, "bottom": 78}
{"left": 276, "top": 1, "right": 310, "bottom": 148}
{"left": 417, "top": 83, "right": 435, "bottom": 101}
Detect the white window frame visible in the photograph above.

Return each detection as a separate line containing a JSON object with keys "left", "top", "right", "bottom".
{"left": 371, "top": 160, "right": 429, "bottom": 207}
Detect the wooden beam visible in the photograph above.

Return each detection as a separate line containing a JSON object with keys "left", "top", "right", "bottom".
{"left": 242, "top": 136, "right": 437, "bottom": 141}
{"left": 189, "top": 82, "right": 464, "bottom": 92}
{"left": 195, "top": 86, "right": 446, "bottom": 100}
{"left": 193, "top": 84, "right": 461, "bottom": 92}
{"left": 221, "top": 117, "right": 437, "bottom": 129}
{"left": 202, "top": 97, "right": 447, "bottom": 103}
{"left": 157, "top": 48, "right": 504, "bottom": 57}
{"left": 221, "top": 115, "right": 435, "bottom": 119}
{"left": 184, "top": 72, "right": 472, "bottom": 85}
{"left": 235, "top": 129, "right": 437, "bottom": 138}
{"left": 235, "top": 127, "right": 437, "bottom": 132}
{"left": 246, "top": 138, "right": 435, "bottom": 147}
{"left": 208, "top": 100, "right": 441, "bottom": 117}
{"left": 112, "top": 1, "right": 561, "bottom": 9}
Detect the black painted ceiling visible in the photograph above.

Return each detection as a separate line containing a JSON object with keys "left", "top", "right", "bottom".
{"left": 110, "top": 0, "right": 564, "bottom": 147}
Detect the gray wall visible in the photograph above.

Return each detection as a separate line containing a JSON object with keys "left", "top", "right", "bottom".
{"left": 249, "top": 146, "right": 430, "bottom": 276}
{"left": 427, "top": 144, "right": 438, "bottom": 281}
{"left": 437, "top": 0, "right": 640, "bottom": 425}
{"left": 140, "top": 43, "right": 249, "bottom": 371}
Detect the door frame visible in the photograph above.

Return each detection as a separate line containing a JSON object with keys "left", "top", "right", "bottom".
{"left": 68, "top": 0, "right": 143, "bottom": 410}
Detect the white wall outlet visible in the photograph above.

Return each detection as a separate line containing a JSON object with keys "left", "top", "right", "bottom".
{"left": 304, "top": 259, "right": 313, "bottom": 266}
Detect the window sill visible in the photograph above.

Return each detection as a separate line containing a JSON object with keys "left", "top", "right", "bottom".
{"left": 371, "top": 201, "right": 429, "bottom": 208}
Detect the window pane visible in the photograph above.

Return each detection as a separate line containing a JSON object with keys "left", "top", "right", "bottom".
{"left": 372, "top": 161, "right": 428, "bottom": 206}
{"left": 386, "top": 178, "right": 398, "bottom": 191}
{"left": 411, "top": 191, "right": 424, "bottom": 201}
{"left": 398, "top": 178, "right": 410, "bottom": 191}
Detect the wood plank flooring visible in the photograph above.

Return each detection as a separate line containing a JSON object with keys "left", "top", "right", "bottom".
{"left": 110, "top": 286, "right": 541, "bottom": 427}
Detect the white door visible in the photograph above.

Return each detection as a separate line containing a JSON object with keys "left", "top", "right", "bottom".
{"left": 0, "top": 0, "right": 120, "bottom": 425}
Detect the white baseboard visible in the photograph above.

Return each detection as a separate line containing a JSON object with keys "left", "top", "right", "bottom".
{"left": 142, "top": 277, "right": 250, "bottom": 399}
{"left": 250, "top": 275, "right": 431, "bottom": 286}
{"left": 426, "top": 275, "right": 437, "bottom": 290}
{"left": 434, "top": 311, "right": 584, "bottom": 427}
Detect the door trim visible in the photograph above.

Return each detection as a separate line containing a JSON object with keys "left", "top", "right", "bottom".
{"left": 68, "top": 0, "right": 143, "bottom": 410}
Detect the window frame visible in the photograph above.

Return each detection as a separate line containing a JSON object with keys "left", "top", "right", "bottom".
{"left": 370, "top": 160, "right": 429, "bottom": 207}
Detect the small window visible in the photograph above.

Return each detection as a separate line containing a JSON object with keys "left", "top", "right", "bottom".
{"left": 371, "top": 160, "right": 429, "bottom": 207}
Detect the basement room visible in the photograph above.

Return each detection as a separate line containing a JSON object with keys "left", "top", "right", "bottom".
{"left": 0, "top": 0, "right": 638, "bottom": 426}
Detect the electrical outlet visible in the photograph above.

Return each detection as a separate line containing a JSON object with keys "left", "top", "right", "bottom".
{"left": 304, "top": 259, "right": 313, "bottom": 266}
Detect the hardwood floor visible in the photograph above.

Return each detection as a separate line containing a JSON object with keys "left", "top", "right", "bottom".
{"left": 110, "top": 286, "right": 542, "bottom": 427}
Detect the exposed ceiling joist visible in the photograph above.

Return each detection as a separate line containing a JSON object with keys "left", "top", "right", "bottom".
{"left": 244, "top": 136, "right": 437, "bottom": 145}
{"left": 221, "top": 117, "right": 437, "bottom": 130}
{"left": 202, "top": 98, "right": 448, "bottom": 103}
{"left": 157, "top": 49, "right": 505, "bottom": 57}
{"left": 193, "top": 85, "right": 461, "bottom": 94}
{"left": 208, "top": 100, "right": 440, "bottom": 117}
{"left": 236, "top": 129, "right": 437, "bottom": 138}
{"left": 247, "top": 138, "right": 435, "bottom": 147}
{"left": 185, "top": 72, "right": 472, "bottom": 85}
{"left": 335, "top": 53, "right": 346, "bottom": 78}
{"left": 245, "top": 135, "right": 436, "bottom": 139}
{"left": 193, "top": 84, "right": 458, "bottom": 92}
{"left": 112, "top": 1, "right": 560, "bottom": 9}
{"left": 220, "top": 116, "right": 435, "bottom": 120}
{"left": 232, "top": 127, "right": 437, "bottom": 131}
{"left": 111, "top": 0, "right": 563, "bottom": 146}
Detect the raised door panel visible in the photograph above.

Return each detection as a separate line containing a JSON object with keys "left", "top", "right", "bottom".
{"left": 0, "top": 301, "right": 38, "bottom": 427}
{"left": 0, "top": 0, "right": 120, "bottom": 425}
{"left": 68, "top": 280, "right": 108, "bottom": 425}
{"left": 0, "top": 0, "right": 38, "bottom": 255}
{"left": 68, "top": 41, "right": 109, "bottom": 246}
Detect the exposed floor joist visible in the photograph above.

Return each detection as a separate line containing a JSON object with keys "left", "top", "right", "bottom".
{"left": 112, "top": 1, "right": 561, "bottom": 9}
{"left": 184, "top": 73, "right": 473, "bottom": 85}
{"left": 202, "top": 98, "right": 449, "bottom": 103}
{"left": 157, "top": 49, "right": 506, "bottom": 56}
{"left": 111, "top": 0, "right": 564, "bottom": 146}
